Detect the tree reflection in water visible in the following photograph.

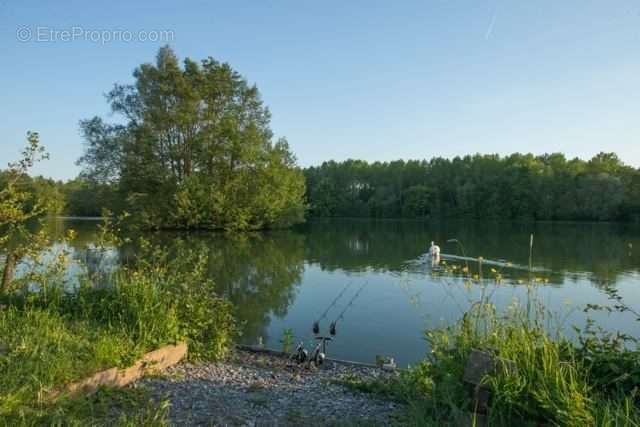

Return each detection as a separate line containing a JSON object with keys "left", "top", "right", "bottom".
{"left": 38, "top": 217, "right": 640, "bottom": 364}
{"left": 204, "top": 232, "right": 305, "bottom": 343}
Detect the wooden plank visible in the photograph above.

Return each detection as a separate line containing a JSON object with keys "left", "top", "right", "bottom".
{"left": 58, "top": 342, "right": 187, "bottom": 397}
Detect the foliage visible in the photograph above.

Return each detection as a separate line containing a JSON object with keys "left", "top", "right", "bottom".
{"left": 344, "top": 306, "right": 640, "bottom": 426}
{"left": 0, "top": 172, "right": 66, "bottom": 218}
{"left": 580, "top": 283, "right": 640, "bottom": 398}
{"left": 0, "top": 132, "right": 53, "bottom": 293}
{"left": 340, "top": 256, "right": 640, "bottom": 426}
{"left": 0, "top": 241, "right": 236, "bottom": 420}
{"left": 77, "top": 46, "right": 306, "bottom": 231}
{"left": 0, "top": 138, "right": 236, "bottom": 423}
{"left": 304, "top": 153, "right": 640, "bottom": 221}
{"left": 191, "top": 231, "right": 305, "bottom": 341}
{"left": 61, "top": 178, "right": 119, "bottom": 217}
{"left": 280, "top": 328, "right": 294, "bottom": 353}
{"left": 334, "top": 374, "right": 402, "bottom": 401}
{"left": 120, "top": 239, "right": 238, "bottom": 360}
{"left": 1, "top": 386, "right": 170, "bottom": 427}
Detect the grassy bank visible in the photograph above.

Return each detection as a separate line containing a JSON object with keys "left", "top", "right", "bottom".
{"left": 343, "top": 266, "right": 640, "bottom": 426}
{"left": 0, "top": 136, "right": 237, "bottom": 424}
{"left": 0, "top": 242, "right": 236, "bottom": 425}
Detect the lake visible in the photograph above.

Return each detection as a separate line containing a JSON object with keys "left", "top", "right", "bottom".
{"left": 45, "top": 218, "right": 640, "bottom": 367}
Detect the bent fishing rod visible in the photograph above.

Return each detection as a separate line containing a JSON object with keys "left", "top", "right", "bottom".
{"left": 290, "top": 280, "right": 367, "bottom": 366}
{"left": 328, "top": 281, "right": 367, "bottom": 336}
{"left": 312, "top": 280, "right": 352, "bottom": 334}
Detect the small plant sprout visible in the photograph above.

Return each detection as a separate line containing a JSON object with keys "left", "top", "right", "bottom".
{"left": 280, "top": 328, "right": 294, "bottom": 353}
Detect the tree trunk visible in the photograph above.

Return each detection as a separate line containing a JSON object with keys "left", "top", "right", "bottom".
{"left": 1, "top": 253, "right": 16, "bottom": 294}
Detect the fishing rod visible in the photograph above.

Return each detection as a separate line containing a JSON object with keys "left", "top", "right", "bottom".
{"left": 328, "top": 281, "right": 367, "bottom": 336}
{"left": 289, "top": 281, "right": 366, "bottom": 368}
{"left": 312, "top": 281, "right": 352, "bottom": 334}
{"left": 291, "top": 281, "right": 352, "bottom": 367}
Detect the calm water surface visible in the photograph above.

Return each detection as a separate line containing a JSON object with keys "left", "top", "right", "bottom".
{"left": 47, "top": 218, "right": 640, "bottom": 367}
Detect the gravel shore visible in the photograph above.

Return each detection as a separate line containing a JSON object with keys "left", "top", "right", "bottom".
{"left": 136, "top": 348, "right": 404, "bottom": 426}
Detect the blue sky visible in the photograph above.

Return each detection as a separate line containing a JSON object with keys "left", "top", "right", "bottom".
{"left": 1, "top": 0, "right": 639, "bottom": 180}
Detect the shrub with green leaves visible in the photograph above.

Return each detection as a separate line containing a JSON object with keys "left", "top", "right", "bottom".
{"left": 1, "top": 132, "right": 237, "bottom": 423}
{"left": 391, "top": 302, "right": 640, "bottom": 426}
{"left": 0, "top": 240, "right": 236, "bottom": 421}
{"left": 339, "top": 273, "right": 640, "bottom": 426}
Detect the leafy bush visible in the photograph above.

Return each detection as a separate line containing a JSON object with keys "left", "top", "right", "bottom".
{"left": 390, "top": 299, "right": 640, "bottom": 426}
{"left": 113, "top": 239, "right": 237, "bottom": 361}
{"left": 0, "top": 240, "right": 236, "bottom": 421}
{"left": 341, "top": 262, "right": 640, "bottom": 426}
{"left": 1, "top": 132, "right": 236, "bottom": 423}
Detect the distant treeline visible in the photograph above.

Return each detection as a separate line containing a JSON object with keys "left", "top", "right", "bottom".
{"left": 0, "top": 172, "right": 117, "bottom": 217}
{"left": 7, "top": 47, "right": 638, "bottom": 225}
{"left": 303, "top": 153, "right": 640, "bottom": 222}
{"left": 6, "top": 152, "right": 640, "bottom": 223}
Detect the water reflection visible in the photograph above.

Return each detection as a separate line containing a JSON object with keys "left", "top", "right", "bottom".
{"left": 205, "top": 233, "right": 305, "bottom": 343}
{"left": 300, "top": 219, "right": 640, "bottom": 285}
{"left": 41, "top": 218, "right": 640, "bottom": 365}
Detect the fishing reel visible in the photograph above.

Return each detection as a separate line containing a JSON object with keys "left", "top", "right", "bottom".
{"left": 313, "top": 350, "right": 326, "bottom": 366}
{"left": 292, "top": 341, "right": 308, "bottom": 364}
{"left": 309, "top": 336, "right": 332, "bottom": 367}
{"left": 290, "top": 339, "right": 326, "bottom": 367}
{"left": 310, "top": 343, "right": 326, "bottom": 367}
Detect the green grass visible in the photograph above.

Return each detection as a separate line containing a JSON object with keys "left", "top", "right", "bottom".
{"left": 336, "top": 262, "right": 640, "bottom": 427}
{"left": 333, "top": 375, "right": 402, "bottom": 401}
{"left": 340, "top": 302, "right": 640, "bottom": 426}
{"left": 1, "top": 386, "right": 170, "bottom": 427}
{"left": 0, "top": 242, "right": 236, "bottom": 423}
{"left": 0, "top": 306, "right": 129, "bottom": 417}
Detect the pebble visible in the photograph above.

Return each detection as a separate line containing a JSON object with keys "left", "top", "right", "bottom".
{"left": 136, "top": 349, "right": 404, "bottom": 426}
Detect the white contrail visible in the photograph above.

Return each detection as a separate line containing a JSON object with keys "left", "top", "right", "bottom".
{"left": 485, "top": 9, "right": 497, "bottom": 40}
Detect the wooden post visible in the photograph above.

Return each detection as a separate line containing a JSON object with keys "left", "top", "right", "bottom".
{"left": 462, "top": 349, "right": 517, "bottom": 425}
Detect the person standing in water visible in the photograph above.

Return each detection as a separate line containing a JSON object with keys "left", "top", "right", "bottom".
{"left": 429, "top": 241, "right": 440, "bottom": 267}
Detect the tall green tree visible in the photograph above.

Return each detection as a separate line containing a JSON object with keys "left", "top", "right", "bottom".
{"left": 78, "top": 47, "right": 305, "bottom": 231}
